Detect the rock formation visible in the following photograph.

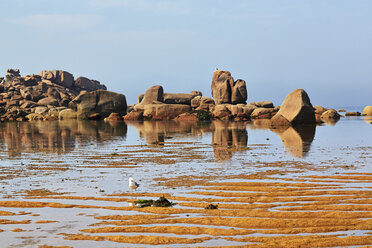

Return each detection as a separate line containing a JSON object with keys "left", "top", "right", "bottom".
{"left": 129, "top": 85, "right": 201, "bottom": 121}
{"left": 0, "top": 68, "right": 123, "bottom": 121}
{"left": 126, "top": 69, "right": 275, "bottom": 121}
{"left": 1, "top": 68, "right": 349, "bottom": 126}
{"left": 211, "top": 70, "right": 247, "bottom": 104}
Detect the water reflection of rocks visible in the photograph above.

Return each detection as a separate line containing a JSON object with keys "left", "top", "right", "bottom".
{"left": 250, "top": 119, "right": 316, "bottom": 158}
{"left": 128, "top": 120, "right": 315, "bottom": 160}
{"left": 128, "top": 121, "right": 213, "bottom": 145}
{"left": 0, "top": 120, "right": 127, "bottom": 156}
{"left": 129, "top": 120, "right": 248, "bottom": 161}
{"left": 1, "top": 119, "right": 316, "bottom": 159}
{"left": 212, "top": 121, "right": 248, "bottom": 161}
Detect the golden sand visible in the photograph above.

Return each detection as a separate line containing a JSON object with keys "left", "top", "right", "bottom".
{"left": 38, "top": 246, "right": 72, "bottom": 248}
{"left": 61, "top": 233, "right": 211, "bottom": 245}
{"left": 1, "top": 172, "right": 371, "bottom": 247}
{"left": 0, "top": 219, "right": 31, "bottom": 224}
{"left": 82, "top": 225, "right": 254, "bottom": 236}
{"left": 0, "top": 211, "right": 15, "bottom": 216}
{"left": 34, "top": 220, "right": 58, "bottom": 224}
{"left": 11, "top": 228, "right": 28, "bottom": 232}
{"left": 224, "top": 235, "right": 372, "bottom": 248}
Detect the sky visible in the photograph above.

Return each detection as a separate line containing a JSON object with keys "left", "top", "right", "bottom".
{"left": 0, "top": 0, "right": 371, "bottom": 107}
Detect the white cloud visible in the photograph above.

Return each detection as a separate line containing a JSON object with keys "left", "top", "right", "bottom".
{"left": 90, "top": 0, "right": 190, "bottom": 15}
{"left": 11, "top": 14, "right": 101, "bottom": 30}
{"left": 90, "top": 0, "right": 130, "bottom": 8}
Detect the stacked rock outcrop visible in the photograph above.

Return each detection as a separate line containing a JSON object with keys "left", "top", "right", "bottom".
{"left": 0, "top": 69, "right": 125, "bottom": 121}
{"left": 125, "top": 69, "right": 278, "bottom": 121}
{"left": 127, "top": 85, "right": 197, "bottom": 121}
{"left": 211, "top": 70, "right": 247, "bottom": 104}
{"left": 209, "top": 70, "right": 279, "bottom": 120}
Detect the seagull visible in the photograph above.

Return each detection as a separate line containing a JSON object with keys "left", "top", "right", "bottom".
{"left": 129, "top": 177, "right": 139, "bottom": 190}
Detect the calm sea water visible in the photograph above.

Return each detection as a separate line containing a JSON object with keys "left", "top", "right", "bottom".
{"left": 0, "top": 116, "right": 370, "bottom": 247}
{"left": 0, "top": 116, "right": 370, "bottom": 195}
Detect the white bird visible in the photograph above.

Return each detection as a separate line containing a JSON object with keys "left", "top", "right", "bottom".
{"left": 129, "top": 177, "right": 139, "bottom": 190}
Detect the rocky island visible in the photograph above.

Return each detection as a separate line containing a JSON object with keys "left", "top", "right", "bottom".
{"left": 0, "top": 68, "right": 370, "bottom": 123}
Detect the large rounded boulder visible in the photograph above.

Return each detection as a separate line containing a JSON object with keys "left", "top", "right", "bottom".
{"left": 72, "top": 90, "right": 127, "bottom": 119}
{"left": 271, "top": 89, "right": 315, "bottom": 126}
{"left": 362, "top": 106, "right": 372, "bottom": 116}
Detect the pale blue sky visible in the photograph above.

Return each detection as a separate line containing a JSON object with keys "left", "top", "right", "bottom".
{"left": 0, "top": 0, "right": 371, "bottom": 106}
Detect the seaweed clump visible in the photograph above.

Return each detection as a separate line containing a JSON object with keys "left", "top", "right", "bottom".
{"left": 205, "top": 203, "right": 218, "bottom": 209}
{"left": 190, "top": 110, "right": 211, "bottom": 122}
{"left": 134, "top": 196, "right": 176, "bottom": 208}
